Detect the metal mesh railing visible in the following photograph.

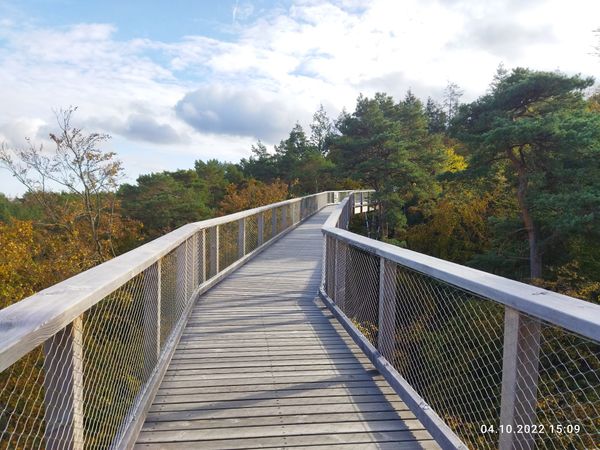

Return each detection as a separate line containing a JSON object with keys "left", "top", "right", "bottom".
{"left": 534, "top": 321, "right": 600, "bottom": 449}
{"left": 0, "top": 346, "right": 46, "bottom": 449}
{"left": 335, "top": 241, "right": 380, "bottom": 346}
{"left": 1, "top": 191, "right": 333, "bottom": 449}
{"left": 245, "top": 215, "right": 259, "bottom": 254}
{"left": 387, "top": 263, "right": 505, "bottom": 449}
{"left": 321, "top": 192, "right": 600, "bottom": 450}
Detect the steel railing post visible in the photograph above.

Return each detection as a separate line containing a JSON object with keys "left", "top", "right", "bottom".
{"left": 271, "top": 207, "right": 278, "bottom": 236}
{"left": 200, "top": 229, "right": 206, "bottom": 284}
{"left": 175, "top": 242, "right": 187, "bottom": 314}
{"left": 257, "top": 213, "right": 264, "bottom": 246}
{"left": 499, "top": 307, "right": 541, "bottom": 450}
{"left": 377, "top": 258, "right": 397, "bottom": 361}
{"left": 334, "top": 240, "right": 347, "bottom": 309}
{"left": 43, "top": 317, "right": 84, "bottom": 450}
{"left": 209, "top": 226, "right": 219, "bottom": 278}
{"left": 238, "top": 218, "right": 246, "bottom": 258}
{"left": 143, "top": 261, "right": 161, "bottom": 378}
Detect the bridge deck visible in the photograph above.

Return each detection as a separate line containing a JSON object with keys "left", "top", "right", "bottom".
{"left": 135, "top": 207, "right": 439, "bottom": 449}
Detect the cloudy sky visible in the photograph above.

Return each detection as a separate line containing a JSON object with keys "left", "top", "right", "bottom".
{"left": 0, "top": 0, "right": 599, "bottom": 195}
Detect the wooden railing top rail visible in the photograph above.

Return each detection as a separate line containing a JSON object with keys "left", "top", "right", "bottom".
{"left": 322, "top": 193, "right": 600, "bottom": 342}
{"left": 0, "top": 191, "right": 350, "bottom": 372}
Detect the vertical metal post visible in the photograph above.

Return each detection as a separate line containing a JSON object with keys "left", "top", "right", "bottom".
{"left": 325, "top": 236, "right": 335, "bottom": 298}
{"left": 209, "top": 226, "right": 219, "bottom": 278}
{"left": 347, "top": 193, "right": 353, "bottom": 227}
{"left": 272, "top": 207, "right": 278, "bottom": 236}
{"left": 333, "top": 240, "right": 347, "bottom": 310}
{"left": 331, "top": 237, "right": 337, "bottom": 301}
{"left": 257, "top": 213, "right": 264, "bottom": 246}
{"left": 200, "top": 229, "right": 206, "bottom": 284}
{"left": 238, "top": 218, "right": 246, "bottom": 258}
{"left": 499, "top": 307, "right": 541, "bottom": 450}
{"left": 378, "top": 258, "right": 397, "bottom": 361}
{"left": 190, "top": 233, "right": 198, "bottom": 291}
{"left": 43, "top": 317, "right": 84, "bottom": 450}
{"left": 359, "top": 192, "right": 364, "bottom": 213}
{"left": 282, "top": 205, "right": 288, "bottom": 230}
{"left": 143, "top": 261, "right": 161, "bottom": 377}
{"left": 175, "top": 242, "right": 187, "bottom": 313}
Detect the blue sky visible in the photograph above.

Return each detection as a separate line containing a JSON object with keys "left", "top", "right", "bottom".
{"left": 1, "top": 1, "right": 290, "bottom": 41}
{"left": 0, "top": 0, "right": 599, "bottom": 195}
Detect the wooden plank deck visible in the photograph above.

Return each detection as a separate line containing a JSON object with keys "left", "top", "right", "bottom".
{"left": 135, "top": 207, "right": 440, "bottom": 450}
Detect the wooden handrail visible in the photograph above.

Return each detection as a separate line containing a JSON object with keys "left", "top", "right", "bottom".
{"left": 0, "top": 191, "right": 349, "bottom": 371}
{"left": 322, "top": 193, "right": 600, "bottom": 341}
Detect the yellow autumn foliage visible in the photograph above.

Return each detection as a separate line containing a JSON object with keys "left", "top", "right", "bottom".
{"left": 219, "top": 179, "right": 289, "bottom": 215}
{"left": 442, "top": 146, "right": 468, "bottom": 173}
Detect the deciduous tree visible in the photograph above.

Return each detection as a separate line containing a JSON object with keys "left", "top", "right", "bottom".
{"left": 219, "top": 179, "right": 288, "bottom": 214}
{"left": 0, "top": 107, "right": 124, "bottom": 261}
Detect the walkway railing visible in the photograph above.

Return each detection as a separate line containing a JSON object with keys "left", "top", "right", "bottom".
{"left": 0, "top": 191, "right": 355, "bottom": 450}
{"left": 321, "top": 192, "right": 600, "bottom": 450}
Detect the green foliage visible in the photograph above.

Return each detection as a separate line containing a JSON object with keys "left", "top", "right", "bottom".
{"left": 425, "top": 97, "right": 448, "bottom": 133}
{"left": 453, "top": 68, "right": 600, "bottom": 279}
{"left": 331, "top": 92, "right": 446, "bottom": 238}
{"left": 239, "top": 141, "right": 279, "bottom": 183}
{"left": 119, "top": 170, "right": 212, "bottom": 239}
{"left": 240, "top": 119, "right": 338, "bottom": 195}
{"left": 2, "top": 70, "right": 600, "bottom": 450}
{"left": 194, "top": 159, "right": 244, "bottom": 207}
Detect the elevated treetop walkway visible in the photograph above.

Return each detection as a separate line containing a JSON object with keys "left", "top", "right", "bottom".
{"left": 0, "top": 191, "right": 599, "bottom": 450}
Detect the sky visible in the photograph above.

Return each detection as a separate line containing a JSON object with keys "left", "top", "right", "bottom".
{"left": 0, "top": 0, "right": 599, "bottom": 195}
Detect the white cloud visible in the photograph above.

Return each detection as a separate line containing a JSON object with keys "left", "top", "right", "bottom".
{"left": 0, "top": 118, "right": 48, "bottom": 147}
{"left": 1, "top": 0, "right": 599, "bottom": 196}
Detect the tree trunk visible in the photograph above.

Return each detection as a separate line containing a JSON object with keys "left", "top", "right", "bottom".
{"left": 378, "top": 201, "right": 385, "bottom": 240}
{"left": 507, "top": 149, "right": 542, "bottom": 280}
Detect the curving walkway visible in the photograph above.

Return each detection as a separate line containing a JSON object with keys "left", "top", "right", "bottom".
{"left": 134, "top": 207, "right": 439, "bottom": 449}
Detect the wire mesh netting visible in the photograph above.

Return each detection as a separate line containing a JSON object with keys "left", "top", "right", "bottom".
{"left": 387, "top": 263, "right": 505, "bottom": 449}
{"left": 218, "top": 221, "right": 239, "bottom": 270}
{"left": 159, "top": 249, "right": 178, "bottom": 348}
{"left": 0, "top": 346, "right": 46, "bottom": 449}
{"left": 534, "top": 321, "right": 600, "bottom": 449}
{"left": 82, "top": 270, "right": 149, "bottom": 449}
{"left": 324, "top": 226, "right": 600, "bottom": 450}
{"left": 245, "top": 215, "right": 259, "bottom": 254}
{"left": 1, "top": 194, "right": 333, "bottom": 450}
{"left": 339, "top": 243, "right": 380, "bottom": 345}
{"left": 205, "top": 226, "right": 216, "bottom": 278}
{"left": 0, "top": 238, "right": 202, "bottom": 450}
{"left": 1, "top": 266, "right": 161, "bottom": 450}
{"left": 288, "top": 203, "right": 295, "bottom": 226}
{"left": 276, "top": 206, "right": 286, "bottom": 234}
{"left": 195, "top": 230, "right": 206, "bottom": 287}
{"left": 263, "top": 210, "right": 273, "bottom": 244}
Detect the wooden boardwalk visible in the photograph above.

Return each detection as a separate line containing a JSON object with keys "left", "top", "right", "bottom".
{"left": 135, "top": 208, "right": 439, "bottom": 449}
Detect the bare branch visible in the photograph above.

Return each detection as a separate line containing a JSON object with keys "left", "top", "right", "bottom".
{"left": 1, "top": 107, "right": 123, "bottom": 262}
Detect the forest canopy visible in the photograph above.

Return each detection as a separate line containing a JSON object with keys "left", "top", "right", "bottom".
{"left": 1, "top": 67, "right": 600, "bottom": 310}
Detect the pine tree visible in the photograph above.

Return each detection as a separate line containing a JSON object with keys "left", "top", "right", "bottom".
{"left": 453, "top": 68, "right": 600, "bottom": 280}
